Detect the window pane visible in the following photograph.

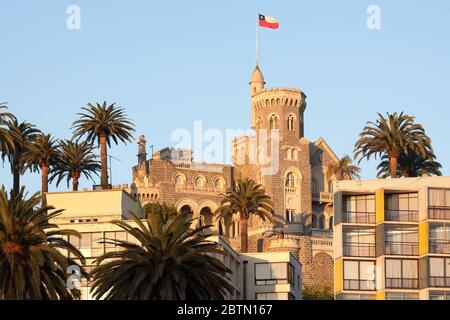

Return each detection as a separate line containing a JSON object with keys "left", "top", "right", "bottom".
{"left": 430, "top": 258, "right": 444, "bottom": 277}
{"left": 359, "top": 262, "right": 375, "bottom": 281}
{"left": 80, "top": 233, "right": 91, "bottom": 248}
{"left": 255, "top": 264, "right": 270, "bottom": 280}
{"left": 91, "top": 233, "right": 103, "bottom": 248}
{"left": 344, "top": 261, "right": 359, "bottom": 279}
{"left": 271, "top": 263, "right": 287, "bottom": 279}
{"left": 386, "top": 259, "right": 402, "bottom": 278}
{"left": 402, "top": 260, "right": 418, "bottom": 278}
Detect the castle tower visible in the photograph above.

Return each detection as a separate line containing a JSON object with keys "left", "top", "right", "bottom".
{"left": 249, "top": 65, "right": 266, "bottom": 95}
{"left": 248, "top": 65, "right": 312, "bottom": 234}
{"left": 137, "top": 135, "right": 147, "bottom": 165}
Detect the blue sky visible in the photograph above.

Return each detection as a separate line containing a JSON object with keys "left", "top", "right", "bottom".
{"left": 1, "top": 1, "right": 449, "bottom": 193}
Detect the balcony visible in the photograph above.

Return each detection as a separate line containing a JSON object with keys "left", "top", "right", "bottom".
{"left": 344, "top": 279, "right": 376, "bottom": 291}
{"left": 429, "top": 276, "right": 450, "bottom": 288}
{"left": 385, "top": 278, "right": 418, "bottom": 289}
{"left": 429, "top": 207, "right": 450, "bottom": 220}
{"left": 385, "top": 241, "right": 419, "bottom": 256}
{"left": 343, "top": 242, "right": 376, "bottom": 257}
{"left": 429, "top": 239, "right": 450, "bottom": 254}
{"left": 343, "top": 211, "right": 376, "bottom": 224}
{"left": 385, "top": 210, "right": 418, "bottom": 223}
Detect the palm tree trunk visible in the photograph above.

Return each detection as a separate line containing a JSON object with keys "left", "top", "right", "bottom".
{"left": 99, "top": 133, "right": 109, "bottom": 188}
{"left": 72, "top": 171, "right": 80, "bottom": 191}
{"left": 390, "top": 156, "right": 398, "bottom": 179}
{"left": 41, "top": 164, "right": 48, "bottom": 206}
{"left": 12, "top": 156, "right": 20, "bottom": 196}
{"left": 240, "top": 218, "right": 249, "bottom": 253}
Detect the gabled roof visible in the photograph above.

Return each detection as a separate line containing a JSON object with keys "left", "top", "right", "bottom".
{"left": 311, "top": 137, "right": 340, "bottom": 163}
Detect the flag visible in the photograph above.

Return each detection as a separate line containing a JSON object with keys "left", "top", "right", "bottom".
{"left": 258, "top": 14, "right": 279, "bottom": 29}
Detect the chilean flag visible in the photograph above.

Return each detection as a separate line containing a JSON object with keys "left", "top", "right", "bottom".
{"left": 259, "top": 14, "right": 279, "bottom": 29}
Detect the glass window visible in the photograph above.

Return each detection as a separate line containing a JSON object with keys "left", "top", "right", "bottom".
{"left": 256, "top": 292, "right": 289, "bottom": 300}
{"left": 255, "top": 263, "right": 288, "bottom": 285}
{"left": 343, "top": 260, "right": 376, "bottom": 291}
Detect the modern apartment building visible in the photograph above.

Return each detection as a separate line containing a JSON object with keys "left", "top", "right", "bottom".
{"left": 333, "top": 176, "right": 450, "bottom": 300}
{"left": 46, "top": 189, "right": 302, "bottom": 300}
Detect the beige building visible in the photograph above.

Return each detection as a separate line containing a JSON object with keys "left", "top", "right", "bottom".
{"left": 125, "top": 65, "right": 342, "bottom": 292}
{"left": 333, "top": 176, "right": 450, "bottom": 300}
{"left": 47, "top": 190, "right": 302, "bottom": 300}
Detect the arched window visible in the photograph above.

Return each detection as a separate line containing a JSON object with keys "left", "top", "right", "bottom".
{"left": 287, "top": 114, "right": 295, "bottom": 131}
{"left": 319, "top": 215, "right": 325, "bottom": 229}
{"left": 329, "top": 216, "right": 334, "bottom": 230}
{"left": 285, "top": 172, "right": 296, "bottom": 188}
{"left": 194, "top": 176, "right": 205, "bottom": 189}
{"left": 269, "top": 114, "right": 278, "bottom": 130}
{"left": 256, "top": 117, "right": 262, "bottom": 130}
{"left": 311, "top": 215, "right": 317, "bottom": 228}
{"left": 285, "top": 148, "right": 291, "bottom": 160}
{"left": 175, "top": 174, "right": 185, "bottom": 186}
{"left": 214, "top": 177, "right": 225, "bottom": 190}
{"left": 328, "top": 180, "right": 334, "bottom": 193}
{"left": 292, "top": 149, "right": 298, "bottom": 160}
{"left": 218, "top": 218, "right": 224, "bottom": 235}
{"left": 312, "top": 178, "right": 318, "bottom": 194}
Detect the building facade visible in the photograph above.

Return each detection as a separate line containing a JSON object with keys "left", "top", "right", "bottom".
{"left": 124, "top": 65, "right": 341, "bottom": 292}
{"left": 47, "top": 190, "right": 302, "bottom": 300}
{"left": 333, "top": 176, "right": 450, "bottom": 300}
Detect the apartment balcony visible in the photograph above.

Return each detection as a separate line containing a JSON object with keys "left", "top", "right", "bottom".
{"left": 385, "top": 278, "right": 419, "bottom": 289}
{"left": 429, "top": 207, "right": 450, "bottom": 220}
{"left": 343, "top": 211, "right": 376, "bottom": 224}
{"left": 429, "top": 239, "right": 450, "bottom": 254}
{"left": 312, "top": 192, "right": 333, "bottom": 204}
{"left": 385, "top": 210, "right": 418, "bottom": 223}
{"left": 343, "top": 242, "right": 376, "bottom": 257}
{"left": 429, "top": 276, "right": 450, "bottom": 288}
{"left": 384, "top": 241, "right": 419, "bottom": 256}
{"left": 343, "top": 279, "right": 376, "bottom": 291}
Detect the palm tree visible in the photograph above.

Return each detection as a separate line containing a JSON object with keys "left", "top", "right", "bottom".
{"left": 354, "top": 112, "right": 431, "bottom": 179}
{"left": 71, "top": 102, "right": 134, "bottom": 188}
{"left": 1, "top": 119, "right": 40, "bottom": 195}
{"left": 50, "top": 140, "right": 100, "bottom": 191}
{"left": 326, "top": 155, "right": 361, "bottom": 181}
{"left": 0, "top": 186, "right": 86, "bottom": 299}
{"left": 377, "top": 150, "right": 442, "bottom": 178}
{"left": 23, "top": 133, "right": 59, "bottom": 205}
{"left": 215, "top": 178, "right": 274, "bottom": 253}
{"left": 0, "top": 103, "right": 16, "bottom": 155}
{"left": 89, "top": 209, "right": 234, "bottom": 300}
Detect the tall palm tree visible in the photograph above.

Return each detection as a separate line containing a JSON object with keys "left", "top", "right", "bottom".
{"left": 90, "top": 209, "right": 234, "bottom": 300}
{"left": 0, "top": 186, "right": 86, "bottom": 299}
{"left": 377, "top": 150, "right": 442, "bottom": 178}
{"left": 1, "top": 119, "right": 40, "bottom": 195}
{"left": 23, "top": 133, "right": 59, "bottom": 205}
{"left": 215, "top": 178, "right": 274, "bottom": 253}
{"left": 50, "top": 140, "right": 100, "bottom": 191}
{"left": 326, "top": 155, "right": 361, "bottom": 181}
{"left": 354, "top": 112, "right": 431, "bottom": 179}
{"left": 0, "top": 103, "right": 16, "bottom": 155}
{"left": 71, "top": 102, "right": 134, "bottom": 188}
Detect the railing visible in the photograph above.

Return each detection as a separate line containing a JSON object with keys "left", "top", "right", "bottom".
{"left": 385, "top": 210, "right": 419, "bottom": 222}
{"left": 429, "top": 239, "right": 450, "bottom": 254}
{"left": 285, "top": 187, "right": 297, "bottom": 194}
{"left": 429, "top": 207, "right": 450, "bottom": 220}
{"left": 343, "top": 242, "right": 376, "bottom": 257}
{"left": 385, "top": 278, "right": 419, "bottom": 289}
{"left": 175, "top": 162, "right": 224, "bottom": 172}
{"left": 320, "top": 192, "right": 333, "bottom": 203}
{"left": 429, "top": 276, "right": 450, "bottom": 288}
{"left": 384, "top": 241, "right": 419, "bottom": 256}
{"left": 343, "top": 211, "right": 376, "bottom": 224}
{"left": 344, "top": 279, "right": 376, "bottom": 291}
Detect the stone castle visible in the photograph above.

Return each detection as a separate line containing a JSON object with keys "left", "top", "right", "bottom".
{"left": 124, "top": 65, "right": 340, "bottom": 291}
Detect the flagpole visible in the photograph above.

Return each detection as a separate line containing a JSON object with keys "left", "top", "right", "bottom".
{"left": 256, "top": 10, "right": 259, "bottom": 66}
